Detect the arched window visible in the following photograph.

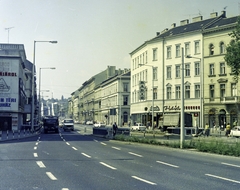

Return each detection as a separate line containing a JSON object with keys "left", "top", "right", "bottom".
{"left": 220, "top": 42, "right": 225, "bottom": 54}
{"left": 209, "top": 44, "right": 214, "bottom": 55}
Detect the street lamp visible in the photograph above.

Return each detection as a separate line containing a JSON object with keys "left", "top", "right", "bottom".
{"left": 39, "top": 67, "right": 56, "bottom": 121}
{"left": 139, "top": 64, "right": 155, "bottom": 133}
{"left": 31, "top": 40, "right": 57, "bottom": 132}
{"left": 186, "top": 55, "right": 203, "bottom": 133}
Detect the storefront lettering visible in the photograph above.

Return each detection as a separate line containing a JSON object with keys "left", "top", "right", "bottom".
{"left": 0, "top": 103, "right": 11, "bottom": 107}
{"left": 164, "top": 105, "right": 181, "bottom": 111}
{"left": 0, "top": 97, "right": 16, "bottom": 107}
{"left": 0, "top": 72, "right": 17, "bottom": 77}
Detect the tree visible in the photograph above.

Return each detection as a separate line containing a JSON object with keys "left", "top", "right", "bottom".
{"left": 224, "top": 17, "right": 240, "bottom": 82}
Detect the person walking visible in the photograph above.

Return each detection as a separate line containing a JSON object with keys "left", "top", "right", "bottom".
{"left": 225, "top": 123, "right": 231, "bottom": 137}
{"left": 112, "top": 122, "right": 118, "bottom": 137}
{"left": 205, "top": 123, "right": 210, "bottom": 137}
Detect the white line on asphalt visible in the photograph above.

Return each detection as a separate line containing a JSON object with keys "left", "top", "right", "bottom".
{"left": 94, "top": 139, "right": 98, "bottom": 142}
{"left": 81, "top": 153, "right": 91, "bottom": 158}
{"left": 156, "top": 161, "right": 179, "bottom": 168}
{"left": 112, "top": 146, "right": 121, "bottom": 150}
{"left": 132, "top": 176, "right": 157, "bottom": 185}
{"left": 128, "top": 152, "right": 143, "bottom": 157}
{"left": 33, "top": 153, "right": 38, "bottom": 158}
{"left": 46, "top": 172, "right": 57, "bottom": 180}
{"left": 34, "top": 147, "right": 37, "bottom": 150}
{"left": 101, "top": 142, "right": 107, "bottom": 146}
{"left": 100, "top": 162, "right": 117, "bottom": 170}
{"left": 35, "top": 142, "right": 38, "bottom": 146}
{"left": 221, "top": 162, "right": 240, "bottom": 168}
{"left": 66, "top": 142, "right": 70, "bottom": 146}
{"left": 72, "top": 147, "right": 77, "bottom": 150}
{"left": 36, "top": 161, "right": 46, "bottom": 168}
{"left": 205, "top": 174, "right": 240, "bottom": 184}
{"left": 62, "top": 188, "right": 69, "bottom": 190}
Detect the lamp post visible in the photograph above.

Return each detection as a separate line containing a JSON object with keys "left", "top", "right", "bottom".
{"left": 39, "top": 67, "right": 56, "bottom": 121}
{"left": 31, "top": 40, "right": 57, "bottom": 132}
{"left": 139, "top": 64, "right": 155, "bottom": 133}
{"left": 186, "top": 55, "right": 203, "bottom": 133}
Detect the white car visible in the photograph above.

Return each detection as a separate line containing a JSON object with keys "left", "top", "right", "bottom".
{"left": 86, "top": 121, "right": 93, "bottom": 125}
{"left": 230, "top": 126, "right": 240, "bottom": 137}
{"left": 63, "top": 119, "right": 74, "bottom": 131}
{"left": 94, "top": 122, "right": 106, "bottom": 128}
{"left": 131, "top": 123, "right": 146, "bottom": 131}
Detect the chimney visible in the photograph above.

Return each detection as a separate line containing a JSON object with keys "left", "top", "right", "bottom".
{"left": 171, "top": 23, "right": 176, "bottom": 28}
{"left": 192, "top": 16, "right": 203, "bottom": 23}
{"left": 210, "top": 12, "right": 218, "bottom": 18}
{"left": 156, "top": 32, "right": 160, "bottom": 36}
{"left": 180, "top": 19, "right": 189, "bottom": 26}
{"left": 221, "top": 10, "right": 226, "bottom": 18}
{"left": 161, "top": 28, "right": 168, "bottom": 34}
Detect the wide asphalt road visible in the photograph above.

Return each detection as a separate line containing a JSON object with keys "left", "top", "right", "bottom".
{"left": 0, "top": 124, "right": 240, "bottom": 190}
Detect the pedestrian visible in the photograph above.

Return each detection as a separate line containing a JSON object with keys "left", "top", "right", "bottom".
{"left": 225, "top": 123, "right": 231, "bottom": 137}
{"left": 205, "top": 123, "right": 210, "bottom": 137}
{"left": 112, "top": 122, "right": 118, "bottom": 136}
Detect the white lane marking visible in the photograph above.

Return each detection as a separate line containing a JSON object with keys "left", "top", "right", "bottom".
{"left": 112, "top": 146, "right": 121, "bottom": 150}
{"left": 36, "top": 161, "right": 46, "bottom": 168}
{"left": 35, "top": 142, "right": 38, "bottom": 146}
{"left": 72, "top": 147, "right": 77, "bottom": 150}
{"left": 33, "top": 153, "right": 38, "bottom": 158}
{"left": 101, "top": 142, "right": 107, "bottom": 146}
{"left": 128, "top": 152, "right": 143, "bottom": 157}
{"left": 66, "top": 142, "right": 70, "bottom": 145}
{"left": 34, "top": 147, "right": 37, "bottom": 150}
{"left": 156, "top": 161, "right": 179, "bottom": 168}
{"left": 132, "top": 176, "right": 157, "bottom": 185}
{"left": 82, "top": 153, "right": 91, "bottom": 158}
{"left": 221, "top": 162, "right": 240, "bottom": 168}
{"left": 46, "top": 172, "right": 57, "bottom": 180}
{"left": 62, "top": 188, "right": 69, "bottom": 190}
{"left": 205, "top": 174, "right": 240, "bottom": 184}
{"left": 94, "top": 139, "right": 98, "bottom": 142}
{"left": 100, "top": 162, "right": 117, "bottom": 170}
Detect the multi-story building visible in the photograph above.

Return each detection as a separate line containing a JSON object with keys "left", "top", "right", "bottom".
{"left": 0, "top": 44, "right": 35, "bottom": 131}
{"left": 130, "top": 11, "right": 238, "bottom": 129}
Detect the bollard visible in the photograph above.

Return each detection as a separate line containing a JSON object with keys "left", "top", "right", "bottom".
{"left": 12, "top": 130, "right": 14, "bottom": 139}
{"left": 18, "top": 130, "right": 20, "bottom": 139}
{"left": 84, "top": 127, "right": 86, "bottom": 133}
{"left": 7, "top": 130, "right": 8, "bottom": 139}
{"left": 0, "top": 131, "right": 2, "bottom": 141}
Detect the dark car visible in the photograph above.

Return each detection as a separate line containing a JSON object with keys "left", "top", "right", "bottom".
{"left": 42, "top": 116, "right": 59, "bottom": 134}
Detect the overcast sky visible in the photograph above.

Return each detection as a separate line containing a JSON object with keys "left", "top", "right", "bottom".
{"left": 0, "top": 0, "right": 239, "bottom": 99}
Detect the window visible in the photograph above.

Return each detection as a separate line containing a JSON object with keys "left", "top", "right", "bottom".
{"left": 210, "top": 64, "right": 215, "bottom": 75}
{"left": 176, "top": 45, "right": 180, "bottom": 57}
{"left": 220, "top": 62, "right": 226, "bottom": 75}
{"left": 185, "top": 63, "right": 190, "bottom": 77}
{"left": 176, "top": 65, "right": 180, "bottom": 78}
{"left": 175, "top": 86, "right": 180, "bottom": 99}
{"left": 153, "top": 88, "right": 157, "bottom": 100}
{"left": 167, "top": 86, "right": 172, "bottom": 99}
{"left": 142, "top": 52, "right": 144, "bottom": 64}
{"left": 145, "top": 51, "right": 148, "bottom": 63}
{"left": 123, "top": 83, "right": 128, "bottom": 92}
{"left": 210, "top": 85, "right": 214, "bottom": 100}
{"left": 153, "top": 67, "right": 158, "bottom": 80}
{"left": 185, "top": 85, "right": 190, "bottom": 99}
{"left": 231, "top": 83, "right": 237, "bottom": 96}
{"left": 153, "top": 48, "right": 157, "bottom": 61}
{"left": 167, "top": 46, "right": 172, "bottom": 59}
{"left": 194, "top": 41, "right": 200, "bottom": 54}
{"left": 185, "top": 43, "right": 190, "bottom": 56}
{"left": 209, "top": 44, "right": 214, "bottom": 55}
{"left": 220, "top": 84, "right": 225, "bottom": 98}
{"left": 220, "top": 42, "right": 225, "bottom": 54}
{"left": 195, "top": 84, "right": 200, "bottom": 98}
{"left": 123, "top": 96, "right": 128, "bottom": 105}
{"left": 167, "top": 66, "right": 171, "bottom": 79}
{"left": 195, "top": 62, "right": 200, "bottom": 76}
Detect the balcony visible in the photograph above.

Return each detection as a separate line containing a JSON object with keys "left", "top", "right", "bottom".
{"left": 221, "top": 96, "right": 240, "bottom": 104}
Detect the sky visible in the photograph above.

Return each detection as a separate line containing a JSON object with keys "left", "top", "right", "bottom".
{"left": 0, "top": 0, "right": 239, "bottom": 99}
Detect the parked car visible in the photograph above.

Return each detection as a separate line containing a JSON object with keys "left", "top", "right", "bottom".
{"left": 63, "top": 119, "right": 74, "bottom": 131}
{"left": 94, "top": 122, "right": 106, "bottom": 128}
{"left": 230, "top": 126, "right": 240, "bottom": 137}
{"left": 131, "top": 123, "right": 146, "bottom": 131}
{"left": 86, "top": 120, "right": 93, "bottom": 125}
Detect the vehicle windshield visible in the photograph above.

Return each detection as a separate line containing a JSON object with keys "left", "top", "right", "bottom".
{"left": 64, "top": 120, "right": 73, "bottom": 123}
{"left": 44, "top": 119, "right": 58, "bottom": 124}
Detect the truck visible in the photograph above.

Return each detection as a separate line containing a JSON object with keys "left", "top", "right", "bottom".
{"left": 162, "top": 113, "right": 193, "bottom": 134}
{"left": 42, "top": 115, "right": 59, "bottom": 134}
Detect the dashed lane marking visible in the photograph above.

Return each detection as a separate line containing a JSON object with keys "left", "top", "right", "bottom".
{"left": 72, "top": 147, "right": 77, "bottom": 150}
{"left": 81, "top": 153, "right": 91, "bottom": 158}
{"left": 100, "top": 162, "right": 117, "bottom": 170}
{"left": 101, "top": 142, "right": 107, "bottom": 146}
{"left": 112, "top": 146, "right": 121, "bottom": 150}
{"left": 206, "top": 174, "right": 240, "bottom": 184}
{"left": 132, "top": 176, "right": 157, "bottom": 185}
{"left": 156, "top": 161, "right": 179, "bottom": 168}
{"left": 66, "top": 142, "right": 70, "bottom": 146}
{"left": 36, "top": 161, "right": 46, "bottom": 168}
{"left": 221, "top": 162, "right": 240, "bottom": 168}
{"left": 34, "top": 146, "right": 37, "bottom": 150}
{"left": 33, "top": 153, "right": 38, "bottom": 158}
{"left": 128, "top": 152, "right": 143, "bottom": 157}
{"left": 46, "top": 172, "right": 57, "bottom": 180}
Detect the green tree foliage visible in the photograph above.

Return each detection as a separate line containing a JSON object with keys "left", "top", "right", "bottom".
{"left": 224, "top": 17, "right": 240, "bottom": 82}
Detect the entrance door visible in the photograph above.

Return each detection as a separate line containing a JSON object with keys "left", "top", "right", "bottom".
{"left": 0, "top": 117, "right": 12, "bottom": 131}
